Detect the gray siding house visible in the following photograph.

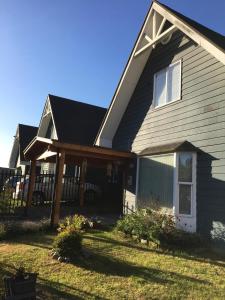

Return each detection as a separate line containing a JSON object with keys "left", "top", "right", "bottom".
{"left": 37, "top": 94, "right": 107, "bottom": 174}
{"left": 95, "top": 1, "right": 225, "bottom": 243}
{"left": 9, "top": 124, "right": 39, "bottom": 174}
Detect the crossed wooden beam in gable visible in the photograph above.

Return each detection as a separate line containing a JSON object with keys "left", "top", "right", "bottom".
{"left": 134, "top": 9, "right": 177, "bottom": 57}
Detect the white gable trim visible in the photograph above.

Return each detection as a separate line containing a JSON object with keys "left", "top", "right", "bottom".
{"left": 37, "top": 95, "right": 58, "bottom": 140}
{"left": 95, "top": 1, "right": 225, "bottom": 148}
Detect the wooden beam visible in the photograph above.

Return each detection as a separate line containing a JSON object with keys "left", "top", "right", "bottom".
{"left": 79, "top": 159, "right": 87, "bottom": 207}
{"left": 134, "top": 25, "right": 176, "bottom": 57}
{"left": 49, "top": 141, "right": 133, "bottom": 158}
{"left": 144, "top": 34, "right": 152, "bottom": 43}
{"left": 152, "top": 10, "right": 156, "bottom": 39}
{"left": 156, "top": 17, "right": 166, "bottom": 37}
{"left": 25, "top": 160, "right": 36, "bottom": 214}
{"left": 51, "top": 150, "right": 65, "bottom": 226}
{"left": 36, "top": 150, "right": 57, "bottom": 161}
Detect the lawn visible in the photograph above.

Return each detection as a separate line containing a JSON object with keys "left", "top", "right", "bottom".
{"left": 0, "top": 229, "right": 225, "bottom": 299}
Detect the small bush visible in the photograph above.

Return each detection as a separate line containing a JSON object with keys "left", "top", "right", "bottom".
{"left": 58, "top": 214, "right": 102, "bottom": 233}
{"left": 53, "top": 229, "right": 82, "bottom": 259}
{"left": 116, "top": 209, "right": 202, "bottom": 248}
{"left": 0, "top": 223, "right": 7, "bottom": 241}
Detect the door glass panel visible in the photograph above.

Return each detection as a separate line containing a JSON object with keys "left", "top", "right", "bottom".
{"left": 178, "top": 153, "right": 192, "bottom": 182}
{"left": 179, "top": 184, "right": 191, "bottom": 215}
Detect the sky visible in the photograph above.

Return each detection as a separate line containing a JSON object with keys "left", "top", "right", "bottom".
{"left": 0, "top": 0, "right": 225, "bottom": 167}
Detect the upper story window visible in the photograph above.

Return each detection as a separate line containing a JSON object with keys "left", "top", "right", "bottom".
{"left": 153, "top": 60, "right": 181, "bottom": 108}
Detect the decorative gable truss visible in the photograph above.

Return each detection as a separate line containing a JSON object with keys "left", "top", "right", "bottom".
{"left": 95, "top": 1, "right": 225, "bottom": 148}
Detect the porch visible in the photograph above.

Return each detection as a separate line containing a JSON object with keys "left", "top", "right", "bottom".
{"left": 24, "top": 137, "right": 134, "bottom": 226}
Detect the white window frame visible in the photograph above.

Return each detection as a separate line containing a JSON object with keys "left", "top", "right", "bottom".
{"left": 153, "top": 60, "right": 182, "bottom": 108}
{"left": 174, "top": 152, "right": 197, "bottom": 217}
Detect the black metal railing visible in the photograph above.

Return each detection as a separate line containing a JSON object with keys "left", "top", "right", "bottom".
{"left": 0, "top": 169, "right": 103, "bottom": 215}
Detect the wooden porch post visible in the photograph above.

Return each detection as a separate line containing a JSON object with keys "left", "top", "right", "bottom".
{"left": 79, "top": 159, "right": 87, "bottom": 207}
{"left": 25, "top": 159, "right": 36, "bottom": 215}
{"left": 50, "top": 150, "right": 65, "bottom": 227}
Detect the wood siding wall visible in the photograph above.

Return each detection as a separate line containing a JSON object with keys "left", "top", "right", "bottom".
{"left": 113, "top": 31, "right": 225, "bottom": 241}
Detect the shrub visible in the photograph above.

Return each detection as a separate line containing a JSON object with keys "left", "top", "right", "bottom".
{"left": 58, "top": 215, "right": 88, "bottom": 232}
{"left": 0, "top": 223, "right": 7, "bottom": 241}
{"left": 53, "top": 229, "right": 82, "bottom": 259}
{"left": 116, "top": 209, "right": 202, "bottom": 248}
{"left": 58, "top": 214, "right": 102, "bottom": 233}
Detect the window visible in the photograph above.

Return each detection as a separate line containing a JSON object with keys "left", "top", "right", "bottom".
{"left": 138, "top": 154, "right": 174, "bottom": 209}
{"left": 153, "top": 61, "right": 181, "bottom": 107}
{"left": 177, "top": 153, "right": 195, "bottom": 216}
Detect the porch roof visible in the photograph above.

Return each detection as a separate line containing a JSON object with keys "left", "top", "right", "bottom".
{"left": 24, "top": 137, "right": 134, "bottom": 164}
{"left": 139, "top": 141, "right": 200, "bottom": 156}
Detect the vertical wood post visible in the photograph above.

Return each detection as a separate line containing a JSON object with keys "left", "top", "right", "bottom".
{"left": 79, "top": 159, "right": 87, "bottom": 207}
{"left": 25, "top": 159, "right": 36, "bottom": 215}
{"left": 51, "top": 150, "right": 65, "bottom": 227}
{"left": 122, "top": 164, "right": 128, "bottom": 215}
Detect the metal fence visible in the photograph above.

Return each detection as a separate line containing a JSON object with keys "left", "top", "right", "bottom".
{"left": 0, "top": 168, "right": 104, "bottom": 216}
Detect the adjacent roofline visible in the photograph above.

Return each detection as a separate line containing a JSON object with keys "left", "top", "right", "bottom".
{"left": 139, "top": 140, "right": 200, "bottom": 156}
{"left": 95, "top": 0, "right": 225, "bottom": 148}
{"left": 24, "top": 136, "right": 134, "bottom": 162}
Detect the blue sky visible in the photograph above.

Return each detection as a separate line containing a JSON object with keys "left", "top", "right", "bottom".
{"left": 0, "top": 0, "right": 225, "bottom": 167}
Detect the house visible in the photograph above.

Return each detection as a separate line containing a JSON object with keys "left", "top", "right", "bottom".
{"left": 9, "top": 124, "right": 39, "bottom": 174}
{"left": 95, "top": 1, "right": 225, "bottom": 243}
{"left": 37, "top": 94, "right": 107, "bottom": 174}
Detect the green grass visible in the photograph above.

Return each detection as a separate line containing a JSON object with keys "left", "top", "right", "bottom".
{"left": 0, "top": 230, "right": 225, "bottom": 299}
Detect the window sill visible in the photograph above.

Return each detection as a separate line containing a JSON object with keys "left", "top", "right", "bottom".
{"left": 150, "top": 97, "right": 181, "bottom": 112}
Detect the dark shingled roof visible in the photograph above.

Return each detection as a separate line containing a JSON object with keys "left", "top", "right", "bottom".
{"left": 139, "top": 141, "right": 199, "bottom": 156}
{"left": 157, "top": 1, "right": 225, "bottom": 51}
{"left": 18, "top": 124, "right": 38, "bottom": 161}
{"left": 49, "top": 95, "right": 107, "bottom": 146}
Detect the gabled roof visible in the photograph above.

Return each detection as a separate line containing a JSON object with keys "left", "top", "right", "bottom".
{"left": 18, "top": 124, "right": 38, "bottom": 161}
{"left": 48, "top": 94, "right": 107, "bottom": 146}
{"left": 9, "top": 123, "right": 38, "bottom": 167}
{"left": 95, "top": 0, "right": 225, "bottom": 148}
{"left": 159, "top": 2, "right": 225, "bottom": 52}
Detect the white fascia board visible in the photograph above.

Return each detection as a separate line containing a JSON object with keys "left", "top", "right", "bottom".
{"left": 37, "top": 95, "right": 58, "bottom": 140}
{"left": 48, "top": 96, "right": 58, "bottom": 140}
{"left": 95, "top": 1, "right": 225, "bottom": 148}
{"left": 154, "top": 2, "right": 225, "bottom": 65}
{"left": 95, "top": 5, "right": 155, "bottom": 147}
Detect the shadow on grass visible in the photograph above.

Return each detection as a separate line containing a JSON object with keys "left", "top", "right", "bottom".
{"left": 71, "top": 249, "right": 209, "bottom": 288}
{"left": 84, "top": 233, "right": 225, "bottom": 268}
{"left": 3, "top": 232, "right": 55, "bottom": 250}
{"left": 0, "top": 262, "right": 104, "bottom": 300}
{"left": 0, "top": 253, "right": 209, "bottom": 300}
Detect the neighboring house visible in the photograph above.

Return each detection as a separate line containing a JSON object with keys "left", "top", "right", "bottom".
{"left": 9, "top": 124, "right": 39, "bottom": 174}
{"left": 95, "top": 1, "right": 225, "bottom": 243}
{"left": 37, "top": 94, "right": 107, "bottom": 174}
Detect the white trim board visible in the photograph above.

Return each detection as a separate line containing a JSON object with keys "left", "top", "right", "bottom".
{"left": 95, "top": 1, "right": 225, "bottom": 148}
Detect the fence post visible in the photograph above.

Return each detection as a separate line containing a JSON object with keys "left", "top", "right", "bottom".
{"left": 25, "top": 160, "right": 36, "bottom": 215}
{"left": 50, "top": 150, "right": 65, "bottom": 227}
